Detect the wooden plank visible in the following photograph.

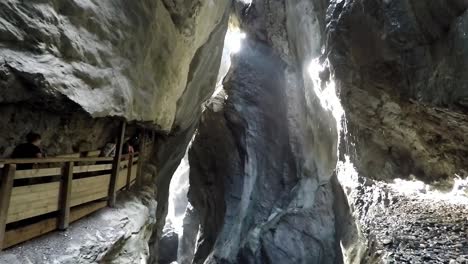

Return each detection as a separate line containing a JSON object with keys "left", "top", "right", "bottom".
{"left": 9, "top": 182, "right": 58, "bottom": 196}
{"left": 70, "top": 201, "right": 107, "bottom": 222}
{"left": 9, "top": 188, "right": 59, "bottom": 204}
{"left": 56, "top": 153, "right": 80, "bottom": 159}
{"left": 15, "top": 167, "right": 62, "bottom": 179}
{"left": 131, "top": 164, "right": 138, "bottom": 182}
{"left": 71, "top": 191, "right": 108, "bottom": 207}
{"left": 3, "top": 201, "right": 107, "bottom": 249}
{"left": 86, "top": 150, "right": 101, "bottom": 158}
{"left": 120, "top": 159, "right": 129, "bottom": 168}
{"left": 7, "top": 182, "right": 60, "bottom": 224}
{"left": 58, "top": 162, "right": 73, "bottom": 230}
{"left": 109, "top": 121, "right": 125, "bottom": 207}
{"left": 3, "top": 217, "right": 57, "bottom": 249}
{"left": 117, "top": 169, "right": 127, "bottom": 190}
{"left": 126, "top": 155, "right": 133, "bottom": 190}
{"left": 0, "top": 157, "right": 113, "bottom": 165}
{"left": 136, "top": 133, "right": 145, "bottom": 188}
{"left": 71, "top": 175, "right": 110, "bottom": 207}
{"left": 0, "top": 164, "right": 16, "bottom": 250}
{"left": 73, "top": 164, "right": 112, "bottom": 173}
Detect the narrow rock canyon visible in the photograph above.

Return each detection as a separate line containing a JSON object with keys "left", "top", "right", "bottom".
{"left": 0, "top": 0, "right": 467, "bottom": 264}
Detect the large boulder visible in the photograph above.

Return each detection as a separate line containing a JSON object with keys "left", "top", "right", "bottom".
{"left": 0, "top": 0, "right": 230, "bottom": 131}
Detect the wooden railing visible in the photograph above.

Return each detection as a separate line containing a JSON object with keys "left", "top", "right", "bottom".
{"left": 0, "top": 153, "right": 140, "bottom": 250}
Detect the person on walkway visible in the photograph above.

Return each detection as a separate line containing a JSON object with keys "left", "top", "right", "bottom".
{"left": 101, "top": 139, "right": 117, "bottom": 158}
{"left": 123, "top": 135, "right": 139, "bottom": 155}
{"left": 11, "top": 132, "right": 44, "bottom": 169}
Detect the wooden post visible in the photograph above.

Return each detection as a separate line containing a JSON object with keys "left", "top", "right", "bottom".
{"left": 109, "top": 121, "right": 126, "bottom": 207}
{"left": 126, "top": 153, "right": 133, "bottom": 190}
{"left": 58, "top": 161, "right": 73, "bottom": 230}
{"left": 0, "top": 164, "right": 16, "bottom": 250}
{"left": 136, "top": 130, "right": 145, "bottom": 187}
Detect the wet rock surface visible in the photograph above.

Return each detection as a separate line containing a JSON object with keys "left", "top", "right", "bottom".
{"left": 159, "top": 226, "right": 179, "bottom": 264}
{"left": 187, "top": 40, "right": 339, "bottom": 263}
{"left": 185, "top": 0, "right": 342, "bottom": 259}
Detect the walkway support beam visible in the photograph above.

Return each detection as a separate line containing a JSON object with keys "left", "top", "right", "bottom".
{"left": 0, "top": 164, "right": 16, "bottom": 250}
{"left": 126, "top": 154, "right": 133, "bottom": 190}
{"left": 58, "top": 161, "right": 73, "bottom": 230}
{"left": 108, "top": 121, "right": 126, "bottom": 207}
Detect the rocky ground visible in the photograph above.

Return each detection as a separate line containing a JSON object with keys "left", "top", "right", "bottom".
{"left": 346, "top": 176, "right": 468, "bottom": 264}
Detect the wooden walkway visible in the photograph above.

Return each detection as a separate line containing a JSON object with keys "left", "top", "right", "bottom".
{"left": 0, "top": 152, "right": 141, "bottom": 250}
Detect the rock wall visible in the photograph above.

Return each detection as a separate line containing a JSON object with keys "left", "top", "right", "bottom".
{"left": 0, "top": 104, "right": 121, "bottom": 157}
{"left": 3, "top": 0, "right": 468, "bottom": 263}
{"left": 327, "top": 0, "right": 468, "bottom": 183}
{"left": 149, "top": 7, "right": 231, "bottom": 262}
{"left": 188, "top": 40, "right": 338, "bottom": 263}
{"left": 0, "top": 0, "right": 231, "bottom": 263}
{"left": 186, "top": 0, "right": 343, "bottom": 263}
{"left": 185, "top": 0, "right": 468, "bottom": 264}
{"left": 0, "top": 0, "right": 230, "bottom": 131}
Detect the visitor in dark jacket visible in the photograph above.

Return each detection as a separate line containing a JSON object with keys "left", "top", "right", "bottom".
{"left": 123, "top": 135, "right": 139, "bottom": 155}
{"left": 11, "top": 132, "right": 43, "bottom": 169}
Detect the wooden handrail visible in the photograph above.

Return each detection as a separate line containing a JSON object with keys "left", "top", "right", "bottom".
{"left": 120, "top": 153, "right": 139, "bottom": 160}
{"left": 0, "top": 138, "right": 147, "bottom": 249}
{"left": 0, "top": 157, "right": 113, "bottom": 165}
{"left": 0, "top": 151, "right": 140, "bottom": 165}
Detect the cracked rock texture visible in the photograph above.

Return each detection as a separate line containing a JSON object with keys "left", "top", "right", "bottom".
{"left": 188, "top": 41, "right": 338, "bottom": 263}
{"left": 327, "top": 0, "right": 468, "bottom": 183}
{"left": 0, "top": 0, "right": 231, "bottom": 263}
{"left": 2, "top": 0, "right": 468, "bottom": 263}
{"left": 0, "top": 0, "right": 229, "bottom": 131}
{"left": 183, "top": 0, "right": 468, "bottom": 264}
{"left": 185, "top": 0, "right": 342, "bottom": 263}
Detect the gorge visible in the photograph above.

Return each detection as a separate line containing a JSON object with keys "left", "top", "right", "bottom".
{"left": 0, "top": 0, "right": 467, "bottom": 263}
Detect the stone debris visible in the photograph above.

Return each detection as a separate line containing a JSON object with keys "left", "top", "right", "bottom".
{"left": 346, "top": 180, "right": 468, "bottom": 264}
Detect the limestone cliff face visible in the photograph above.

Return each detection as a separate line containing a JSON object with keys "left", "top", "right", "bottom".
{"left": 3, "top": 0, "right": 468, "bottom": 263}
{"left": 186, "top": 0, "right": 342, "bottom": 263}
{"left": 0, "top": 0, "right": 229, "bottom": 131}
{"left": 327, "top": 0, "right": 468, "bottom": 183}
{"left": 0, "top": 1, "right": 231, "bottom": 263}
{"left": 185, "top": 0, "right": 468, "bottom": 264}
{"left": 188, "top": 40, "right": 338, "bottom": 263}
